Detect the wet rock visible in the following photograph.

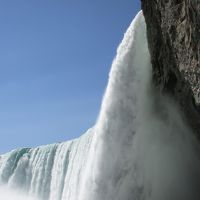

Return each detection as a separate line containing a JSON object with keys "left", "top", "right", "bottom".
{"left": 141, "top": 0, "right": 200, "bottom": 138}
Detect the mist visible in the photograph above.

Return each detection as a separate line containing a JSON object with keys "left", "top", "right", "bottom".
{"left": 0, "top": 186, "right": 39, "bottom": 200}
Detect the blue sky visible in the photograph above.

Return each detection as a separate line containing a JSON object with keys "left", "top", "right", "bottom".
{"left": 0, "top": 0, "right": 140, "bottom": 153}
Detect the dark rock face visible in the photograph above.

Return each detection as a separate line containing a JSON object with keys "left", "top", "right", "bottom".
{"left": 141, "top": 0, "right": 200, "bottom": 139}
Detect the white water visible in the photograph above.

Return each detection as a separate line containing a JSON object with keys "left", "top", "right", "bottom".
{"left": 0, "top": 129, "right": 93, "bottom": 200}
{"left": 79, "top": 12, "right": 200, "bottom": 200}
{"left": 0, "top": 11, "right": 200, "bottom": 200}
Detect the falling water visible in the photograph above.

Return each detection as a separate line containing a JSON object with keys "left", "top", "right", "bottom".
{"left": 0, "top": 11, "right": 200, "bottom": 200}
{"left": 79, "top": 11, "right": 200, "bottom": 200}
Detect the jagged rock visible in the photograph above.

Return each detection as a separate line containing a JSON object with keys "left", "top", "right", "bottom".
{"left": 141, "top": 0, "right": 200, "bottom": 139}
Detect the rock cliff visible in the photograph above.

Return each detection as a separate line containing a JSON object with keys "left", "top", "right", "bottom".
{"left": 141, "top": 0, "right": 200, "bottom": 139}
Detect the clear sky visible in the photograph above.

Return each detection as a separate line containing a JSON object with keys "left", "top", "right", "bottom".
{"left": 0, "top": 0, "right": 141, "bottom": 153}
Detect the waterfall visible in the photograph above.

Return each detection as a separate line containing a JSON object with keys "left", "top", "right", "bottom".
{"left": 0, "top": 130, "right": 93, "bottom": 200}
{"left": 1, "top": 11, "right": 200, "bottom": 200}
{"left": 79, "top": 11, "right": 200, "bottom": 200}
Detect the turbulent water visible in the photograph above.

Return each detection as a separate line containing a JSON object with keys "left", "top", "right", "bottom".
{"left": 1, "top": 12, "right": 200, "bottom": 200}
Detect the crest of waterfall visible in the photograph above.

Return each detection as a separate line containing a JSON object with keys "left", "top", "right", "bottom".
{"left": 0, "top": 11, "right": 200, "bottom": 200}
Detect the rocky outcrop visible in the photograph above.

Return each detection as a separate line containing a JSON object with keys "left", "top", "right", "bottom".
{"left": 141, "top": 0, "right": 200, "bottom": 139}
